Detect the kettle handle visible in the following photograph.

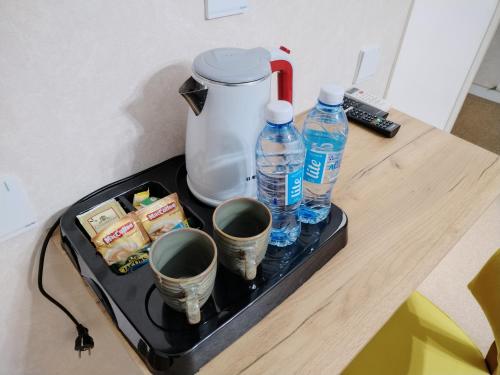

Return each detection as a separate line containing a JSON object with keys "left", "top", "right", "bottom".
{"left": 270, "top": 46, "right": 293, "bottom": 104}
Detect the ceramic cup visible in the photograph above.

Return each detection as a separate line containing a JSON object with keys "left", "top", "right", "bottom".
{"left": 213, "top": 197, "right": 272, "bottom": 280}
{"left": 149, "top": 228, "right": 217, "bottom": 324}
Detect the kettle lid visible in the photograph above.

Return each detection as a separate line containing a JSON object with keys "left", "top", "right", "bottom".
{"left": 193, "top": 47, "right": 271, "bottom": 84}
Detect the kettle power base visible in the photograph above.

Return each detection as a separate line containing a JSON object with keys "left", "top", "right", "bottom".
{"left": 59, "top": 155, "right": 348, "bottom": 375}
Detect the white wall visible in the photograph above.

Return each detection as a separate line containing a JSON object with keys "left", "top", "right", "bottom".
{"left": 386, "top": 0, "right": 499, "bottom": 130}
{"left": 0, "top": 1, "right": 412, "bottom": 373}
{"left": 474, "top": 23, "right": 500, "bottom": 89}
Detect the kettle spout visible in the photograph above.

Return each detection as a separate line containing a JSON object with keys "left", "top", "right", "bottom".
{"left": 179, "top": 77, "right": 208, "bottom": 116}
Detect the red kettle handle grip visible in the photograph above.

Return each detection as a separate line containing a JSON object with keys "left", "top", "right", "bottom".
{"left": 271, "top": 46, "right": 293, "bottom": 104}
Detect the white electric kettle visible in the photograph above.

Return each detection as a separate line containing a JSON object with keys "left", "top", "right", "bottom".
{"left": 179, "top": 47, "right": 293, "bottom": 206}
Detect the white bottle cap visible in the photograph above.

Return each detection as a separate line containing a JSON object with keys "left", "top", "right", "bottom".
{"left": 265, "top": 100, "right": 293, "bottom": 124}
{"left": 319, "top": 83, "right": 344, "bottom": 105}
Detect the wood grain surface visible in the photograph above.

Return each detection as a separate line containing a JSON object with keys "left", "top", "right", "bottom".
{"left": 53, "top": 110, "right": 500, "bottom": 375}
{"left": 199, "top": 110, "right": 500, "bottom": 375}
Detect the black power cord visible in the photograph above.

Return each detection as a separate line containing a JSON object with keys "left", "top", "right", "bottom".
{"left": 37, "top": 158, "right": 171, "bottom": 357}
{"left": 37, "top": 217, "right": 94, "bottom": 356}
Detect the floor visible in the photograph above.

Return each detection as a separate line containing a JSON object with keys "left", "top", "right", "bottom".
{"left": 451, "top": 93, "right": 500, "bottom": 155}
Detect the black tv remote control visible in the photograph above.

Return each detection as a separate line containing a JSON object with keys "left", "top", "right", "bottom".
{"left": 342, "top": 97, "right": 400, "bottom": 138}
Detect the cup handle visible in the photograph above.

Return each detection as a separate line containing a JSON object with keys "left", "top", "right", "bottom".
{"left": 245, "top": 250, "right": 257, "bottom": 280}
{"left": 183, "top": 285, "right": 200, "bottom": 324}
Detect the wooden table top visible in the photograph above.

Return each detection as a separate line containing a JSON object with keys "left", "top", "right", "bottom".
{"left": 53, "top": 109, "right": 500, "bottom": 375}
{"left": 199, "top": 110, "right": 500, "bottom": 374}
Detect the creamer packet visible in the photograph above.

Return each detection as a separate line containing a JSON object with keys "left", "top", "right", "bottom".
{"left": 136, "top": 193, "right": 188, "bottom": 240}
{"left": 92, "top": 213, "right": 150, "bottom": 274}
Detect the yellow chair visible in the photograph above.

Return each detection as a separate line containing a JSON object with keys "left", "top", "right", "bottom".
{"left": 343, "top": 249, "right": 499, "bottom": 375}
{"left": 469, "top": 249, "right": 500, "bottom": 375}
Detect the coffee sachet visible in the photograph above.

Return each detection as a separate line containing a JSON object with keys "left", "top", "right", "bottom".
{"left": 137, "top": 193, "right": 188, "bottom": 240}
{"left": 92, "top": 213, "right": 150, "bottom": 274}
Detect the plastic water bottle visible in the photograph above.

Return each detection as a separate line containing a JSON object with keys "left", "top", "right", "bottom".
{"left": 300, "top": 84, "right": 348, "bottom": 224}
{"left": 256, "top": 100, "right": 305, "bottom": 247}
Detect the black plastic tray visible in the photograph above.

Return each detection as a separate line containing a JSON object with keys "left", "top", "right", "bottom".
{"left": 60, "top": 155, "right": 348, "bottom": 375}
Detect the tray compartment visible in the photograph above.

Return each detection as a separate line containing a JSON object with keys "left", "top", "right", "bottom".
{"left": 122, "top": 181, "right": 170, "bottom": 205}
{"left": 73, "top": 179, "right": 204, "bottom": 269}
{"left": 121, "top": 181, "right": 204, "bottom": 229}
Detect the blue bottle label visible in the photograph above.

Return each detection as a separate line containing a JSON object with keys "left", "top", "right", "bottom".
{"left": 304, "top": 149, "right": 343, "bottom": 184}
{"left": 285, "top": 168, "right": 303, "bottom": 205}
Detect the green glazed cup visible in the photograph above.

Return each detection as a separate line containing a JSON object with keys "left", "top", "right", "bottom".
{"left": 213, "top": 197, "right": 272, "bottom": 280}
{"left": 149, "top": 228, "right": 217, "bottom": 324}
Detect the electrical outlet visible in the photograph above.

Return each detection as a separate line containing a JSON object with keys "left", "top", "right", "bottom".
{"left": 353, "top": 46, "right": 380, "bottom": 84}
{"left": 0, "top": 175, "right": 37, "bottom": 242}
{"left": 205, "top": 0, "right": 248, "bottom": 20}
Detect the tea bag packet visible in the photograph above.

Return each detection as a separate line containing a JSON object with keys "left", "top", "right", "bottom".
{"left": 133, "top": 189, "right": 150, "bottom": 209}
{"left": 77, "top": 198, "right": 126, "bottom": 238}
{"left": 92, "top": 213, "right": 150, "bottom": 274}
{"left": 137, "top": 193, "right": 189, "bottom": 240}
